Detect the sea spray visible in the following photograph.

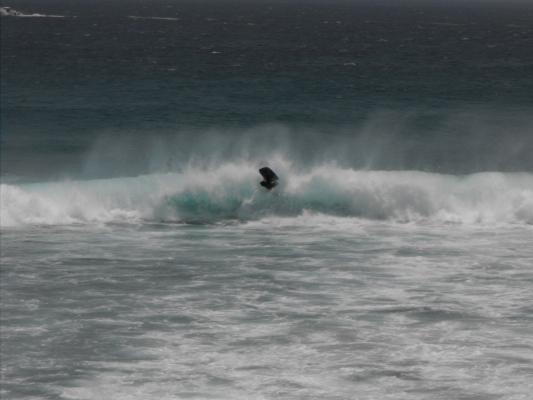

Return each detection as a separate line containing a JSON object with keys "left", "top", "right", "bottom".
{"left": 2, "top": 164, "right": 533, "bottom": 227}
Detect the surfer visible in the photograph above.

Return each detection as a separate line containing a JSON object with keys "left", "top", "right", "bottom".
{"left": 259, "top": 167, "right": 278, "bottom": 190}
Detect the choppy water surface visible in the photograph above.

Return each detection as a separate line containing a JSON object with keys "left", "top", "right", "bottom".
{"left": 2, "top": 0, "right": 533, "bottom": 398}
{"left": 1, "top": 216, "right": 533, "bottom": 399}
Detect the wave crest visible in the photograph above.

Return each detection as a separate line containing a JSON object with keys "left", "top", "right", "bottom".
{"left": 2, "top": 165, "right": 533, "bottom": 227}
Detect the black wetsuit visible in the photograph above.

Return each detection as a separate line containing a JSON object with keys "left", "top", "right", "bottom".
{"left": 259, "top": 167, "right": 279, "bottom": 190}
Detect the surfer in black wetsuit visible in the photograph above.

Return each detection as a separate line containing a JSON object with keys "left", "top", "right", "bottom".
{"left": 259, "top": 167, "right": 279, "bottom": 190}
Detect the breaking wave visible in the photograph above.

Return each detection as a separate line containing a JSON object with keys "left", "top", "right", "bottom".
{"left": 1, "top": 163, "right": 533, "bottom": 227}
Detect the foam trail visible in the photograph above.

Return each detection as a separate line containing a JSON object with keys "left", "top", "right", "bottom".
{"left": 128, "top": 15, "right": 180, "bottom": 21}
{"left": 1, "top": 164, "right": 533, "bottom": 227}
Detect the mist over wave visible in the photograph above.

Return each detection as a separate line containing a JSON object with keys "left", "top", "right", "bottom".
{"left": 68, "top": 110, "right": 533, "bottom": 180}
{"left": 3, "top": 109, "right": 533, "bottom": 183}
{"left": 2, "top": 163, "right": 532, "bottom": 227}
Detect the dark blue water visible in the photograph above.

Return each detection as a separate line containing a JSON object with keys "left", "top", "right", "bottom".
{"left": 2, "top": 0, "right": 533, "bottom": 180}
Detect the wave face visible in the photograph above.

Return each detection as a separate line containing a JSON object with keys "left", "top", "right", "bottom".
{"left": 2, "top": 163, "right": 532, "bottom": 227}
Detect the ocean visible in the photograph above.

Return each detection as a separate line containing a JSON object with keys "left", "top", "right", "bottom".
{"left": 1, "top": 0, "right": 533, "bottom": 399}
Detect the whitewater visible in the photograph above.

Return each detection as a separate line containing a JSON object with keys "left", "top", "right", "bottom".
{"left": 2, "top": 164, "right": 533, "bottom": 399}
{"left": 2, "top": 164, "right": 533, "bottom": 227}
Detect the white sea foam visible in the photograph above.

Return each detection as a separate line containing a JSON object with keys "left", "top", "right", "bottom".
{"left": 0, "top": 6, "right": 65, "bottom": 18}
{"left": 128, "top": 15, "right": 179, "bottom": 21}
{"left": 1, "top": 164, "right": 533, "bottom": 227}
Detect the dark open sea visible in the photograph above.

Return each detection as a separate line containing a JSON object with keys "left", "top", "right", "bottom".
{"left": 1, "top": 0, "right": 533, "bottom": 399}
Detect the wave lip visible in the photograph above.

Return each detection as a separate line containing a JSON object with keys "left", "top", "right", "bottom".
{"left": 1, "top": 166, "right": 533, "bottom": 228}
